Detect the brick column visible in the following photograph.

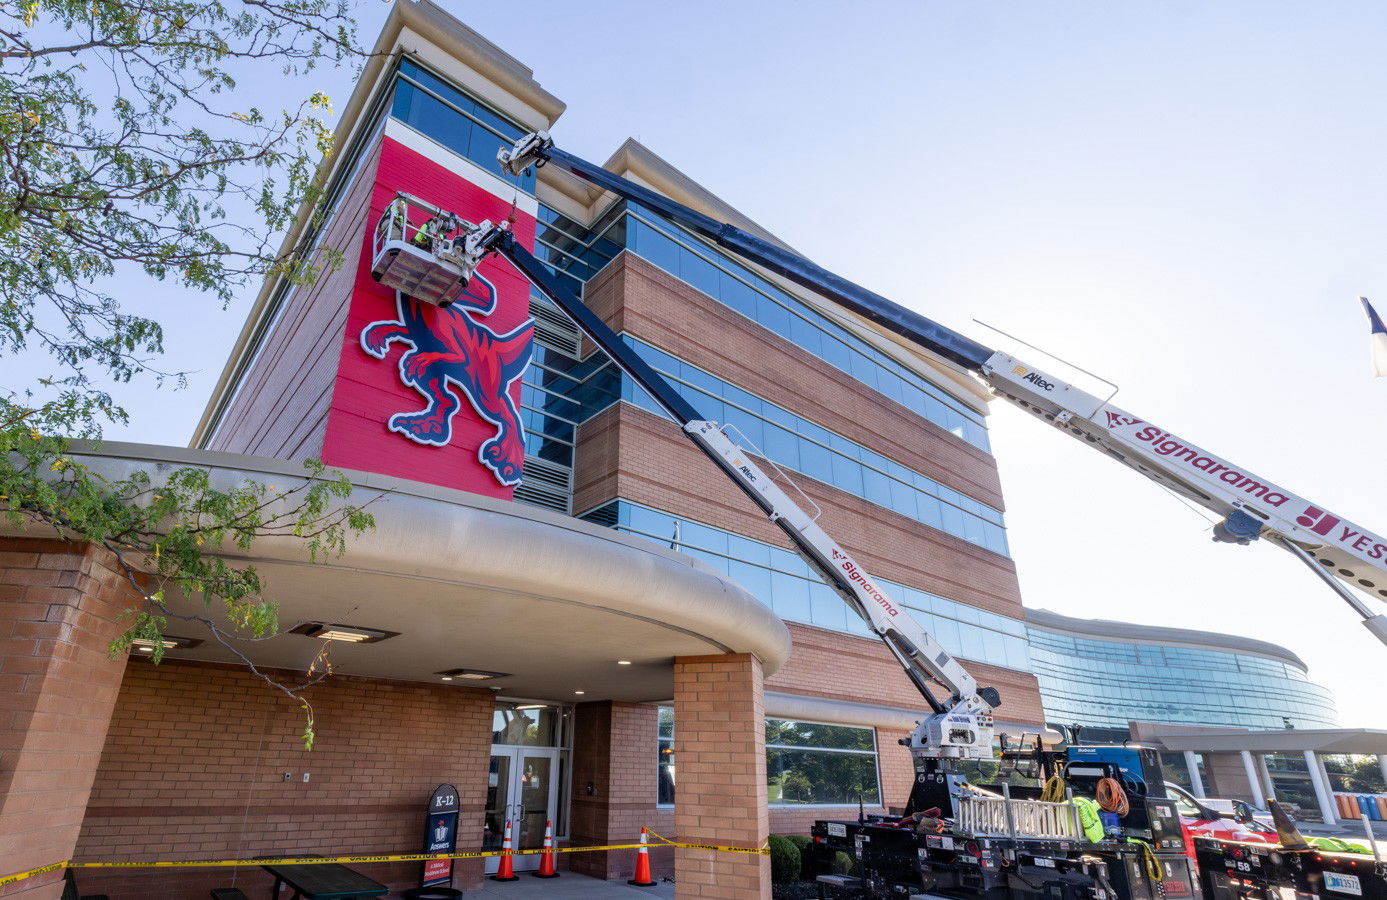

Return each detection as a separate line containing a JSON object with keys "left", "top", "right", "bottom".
{"left": 0, "top": 539, "right": 135, "bottom": 898}
{"left": 673, "top": 654, "right": 769, "bottom": 900}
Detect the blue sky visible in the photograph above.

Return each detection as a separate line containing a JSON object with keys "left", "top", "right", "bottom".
{"left": 19, "top": 1, "right": 1386, "bottom": 726}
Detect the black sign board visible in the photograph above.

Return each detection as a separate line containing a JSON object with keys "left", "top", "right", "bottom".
{"left": 421, "top": 783, "right": 460, "bottom": 888}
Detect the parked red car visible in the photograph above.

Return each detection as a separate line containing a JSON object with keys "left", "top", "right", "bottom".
{"left": 1167, "top": 783, "right": 1279, "bottom": 845}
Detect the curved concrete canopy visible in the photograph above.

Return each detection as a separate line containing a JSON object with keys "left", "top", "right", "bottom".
{"left": 21, "top": 442, "right": 792, "bottom": 702}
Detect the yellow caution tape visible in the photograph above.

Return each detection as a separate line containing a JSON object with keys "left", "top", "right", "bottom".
{"left": 0, "top": 861, "right": 66, "bottom": 887}
{"left": 0, "top": 830, "right": 768, "bottom": 887}
{"left": 645, "top": 827, "right": 769, "bottom": 856}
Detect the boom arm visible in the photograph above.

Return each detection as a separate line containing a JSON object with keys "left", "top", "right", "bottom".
{"left": 479, "top": 223, "right": 999, "bottom": 758}
{"left": 370, "top": 207, "right": 998, "bottom": 759}
{"left": 500, "top": 131, "right": 1387, "bottom": 648}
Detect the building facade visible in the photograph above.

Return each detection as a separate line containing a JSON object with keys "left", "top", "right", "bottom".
{"left": 0, "top": 3, "right": 1339, "bottom": 899}
{"left": 1025, "top": 608, "right": 1338, "bottom": 743}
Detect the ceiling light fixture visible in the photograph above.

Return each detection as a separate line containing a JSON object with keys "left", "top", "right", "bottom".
{"left": 515, "top": 704, "right": 548, "bottom": 710}
{"left": 436, "top": 668, "right": 511, "bottom": 681}
{"left": 574, "top": 690, "right": 585, "bottom": 695}
{"left": 131, "top": 635, "right": 202, "bottom": 652}
{"left": 290, "top": 622, "right": 396, "bottom": 644}
{"left": 616, "top": 660, "right": 632, "bottom": 665}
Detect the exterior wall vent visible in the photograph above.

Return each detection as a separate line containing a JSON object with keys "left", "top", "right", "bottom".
{"left": 578, "top": 501, "right": 619, "bottom": 529}
{"left": 514, "top": 454, "right": 572, "bottom": 514}
{"left": 530, "top": 296, "right": 581, "bottom": 357}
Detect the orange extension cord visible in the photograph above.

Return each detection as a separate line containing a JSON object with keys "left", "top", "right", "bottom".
{"left": 1096, "top": 777, "right": 1130, "bottom": 817}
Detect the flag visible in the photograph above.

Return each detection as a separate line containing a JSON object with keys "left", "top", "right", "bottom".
{"left": 1363, "top": 297, "right": 1387, "bottom": 378}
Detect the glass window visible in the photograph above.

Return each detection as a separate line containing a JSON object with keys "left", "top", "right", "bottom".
{"left": 757, "top": 294, "right": 792, "bottom": 335}
{"left": 658, "top": 706, "right": 676, "bottom": 806}
{"left": 861, "top": 467, "right": 892, "bottom": 508}
{"left": 493, "top": 702, "right": 562, "bottom": 746}
{"left": 391, "top": 61, "right": 534, "bottom": 193}
{"left": 809, "top": 582, "right": 849, "bottom": 632}
{"left": 771, "top": 570, "right": 812, "bottom": 623}
{"left": 789, "top": 314, "right": 823, "bottom": 358}
{"left": 766, "top": 718, "right": 880, "bottom": 806}
{"left": 728, "top": 560, "right": 773, "bottom": 609}
{"left": 679, "top": 250, "right": 721, "bottom": 298}
{"left": 719, "top": 272, "right": 759, "bottom": 319}
{"left": 798, "top": 440, "right": 834, "bottom": 485}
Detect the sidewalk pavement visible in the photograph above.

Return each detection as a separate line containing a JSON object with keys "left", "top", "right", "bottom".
{"left": 471, "top": 872, "right": 676, "bottom": 897}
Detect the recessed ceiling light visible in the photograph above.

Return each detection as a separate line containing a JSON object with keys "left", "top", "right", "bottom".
{"left": 616, "top": 660, "right": 632, "bottom": 665}
{"left": 290, "top": 623, "right": 396, "bottom": 644}
{"left": 574, "top": 690, "right": 585, "bottom": 695}
{"left": 131, "top": 635, "right": 202, "bottom": 652}
{"left": 436, "top": 668, "right": 511, "bottom": 681}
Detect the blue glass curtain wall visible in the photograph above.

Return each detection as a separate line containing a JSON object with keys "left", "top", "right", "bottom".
{"left": 1027, "top": 629, "right": 1337, "bottom": 731}
{"left": 389, "top": 59, "right": 536, "bottom": 193}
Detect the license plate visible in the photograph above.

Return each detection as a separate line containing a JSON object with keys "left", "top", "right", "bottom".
{"left": 827, "top": 823, "right": 846, "bottom": 837}
{"left": 1325, "top": 873, "right": 1363, "bottom": 896}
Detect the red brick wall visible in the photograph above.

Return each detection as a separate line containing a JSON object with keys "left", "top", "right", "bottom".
{"left": 0, "top": 539, "right": 136, "bottom": 900}
{"left": 71, "top": 659, "right": 494, "bottom": 899}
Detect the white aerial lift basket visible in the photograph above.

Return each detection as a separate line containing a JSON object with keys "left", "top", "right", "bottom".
{"left": 369, "top": 197, "right": 469, "bottom": 307}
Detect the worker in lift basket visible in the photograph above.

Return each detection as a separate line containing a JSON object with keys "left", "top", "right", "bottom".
{"left": 412, "top": 215, "right": 444, "bottom": 250}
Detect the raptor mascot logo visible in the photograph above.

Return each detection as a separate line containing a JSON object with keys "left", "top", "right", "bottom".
{"left": 359, "top": 274, "right": 533, "bottom": 487}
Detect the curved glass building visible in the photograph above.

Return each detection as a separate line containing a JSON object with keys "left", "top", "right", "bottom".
{"left": 1026, "top": 608, "right": 1338, "bottom": 741}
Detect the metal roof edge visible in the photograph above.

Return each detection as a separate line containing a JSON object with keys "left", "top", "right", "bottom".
{"left": 1025, "top": 607, "right": 1308, "bottom": 671}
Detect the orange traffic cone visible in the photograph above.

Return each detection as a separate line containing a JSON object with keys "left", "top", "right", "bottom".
{"left": 533, "top": 819, "right": 559, "bottom": 878}
{"left": 628, "top": 826, "right": 656, "bottom": 886}
{"left": 490, "top": 818, "right": 519, "bottom": 882}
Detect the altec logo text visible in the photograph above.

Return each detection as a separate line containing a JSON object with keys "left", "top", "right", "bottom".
{"left": 831, "top": 549, "right": 899, "bottom": 617}
{"left": 1012, "top": 365, "right": 1055, "bottom": 391}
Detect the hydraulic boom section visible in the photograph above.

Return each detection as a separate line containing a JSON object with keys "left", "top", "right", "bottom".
{"left": 369, "top": 205, "right": 999, "bottom": 759}
{"left": 499, "top": 131, "right": 1387, "bottom": 649}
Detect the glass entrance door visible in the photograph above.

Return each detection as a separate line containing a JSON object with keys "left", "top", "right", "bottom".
{"left": 484, "top": 747, "right": 559, "bottom": 874}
